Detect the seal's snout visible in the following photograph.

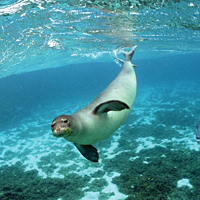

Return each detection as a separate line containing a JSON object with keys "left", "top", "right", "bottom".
{"left": 53, "top": 129, "right": 65, "bottom": 137}
{"left": 52, "top": 126, "right": 71, "bottom": 137}
{"left": 53, "top": 130, "right": 62, "bottom": 137}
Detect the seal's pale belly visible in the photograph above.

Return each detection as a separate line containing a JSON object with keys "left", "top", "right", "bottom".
{"left": 79, "top": 109, "right": 132, "bottom": 144}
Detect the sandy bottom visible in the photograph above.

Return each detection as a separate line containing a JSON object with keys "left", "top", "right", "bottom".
{"left": 0, "top": 82, "right": 200, "bottom": 200}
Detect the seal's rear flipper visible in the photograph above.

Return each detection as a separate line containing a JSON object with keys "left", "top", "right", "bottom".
{"left": 93, "top": 100, "right": 130, "bottom": 115}
{"left": 74, "top": 143, "right": 99, "bottom": 162}
{"left": 115, "top": 46, "right": 138, "bottom": 67}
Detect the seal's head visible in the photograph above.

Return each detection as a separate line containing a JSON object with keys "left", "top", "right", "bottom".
{"left": 51, "top": 115, "right": 72, "bottom": 138}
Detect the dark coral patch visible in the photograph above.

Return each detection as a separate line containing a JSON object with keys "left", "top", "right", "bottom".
{"left": 0, "top": 162, "right": 86, "bottom": 200}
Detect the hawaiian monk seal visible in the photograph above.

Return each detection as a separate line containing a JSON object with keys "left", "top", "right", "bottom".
{"left": 51, "top": 46, "right": 138, "bottom": 162}
{"left": 196, "top": 121, "right": 200, "bottom": 142}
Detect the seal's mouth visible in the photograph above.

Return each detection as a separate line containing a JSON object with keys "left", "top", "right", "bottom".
{"left": 53, "top": 132, "right": 65, "bottom": 137}
{"left": 53, "top": 128, "right": 71, "bottom": 137}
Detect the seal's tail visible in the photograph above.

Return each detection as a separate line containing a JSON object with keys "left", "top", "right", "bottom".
{"left": 122, "top": 45, "right": 137, "bottom": 62}
{"left": 116, "top": 46, "right": 138, "bottom": 67}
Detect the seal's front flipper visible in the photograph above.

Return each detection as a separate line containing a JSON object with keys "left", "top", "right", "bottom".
{"left": 74, "top": 143, "right": 99, "bottom": 162}
{"left": 93, "top": 100, "right": 129, "bottom": 114}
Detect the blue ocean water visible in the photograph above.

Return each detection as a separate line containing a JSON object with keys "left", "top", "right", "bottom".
{"left": 0, "top": 0, "right": 200, "bottom": 200}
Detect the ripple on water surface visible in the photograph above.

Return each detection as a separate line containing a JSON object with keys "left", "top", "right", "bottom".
{"left": 0, "top": 0, "right": 199, "bottom": 78}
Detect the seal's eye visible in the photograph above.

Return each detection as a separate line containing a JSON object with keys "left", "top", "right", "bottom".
{"left": 63, "top": 119, "right": 68, "bottom": 123}
{"left": 51, "top": 122, "right": 55, "bottom": 128}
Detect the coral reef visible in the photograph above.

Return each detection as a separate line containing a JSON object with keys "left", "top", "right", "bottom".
{"left": 111, "top": 147, "right": 200, "bottom": 200}
{"left": 0, "top": 162, "right": 86, "bottom": 200}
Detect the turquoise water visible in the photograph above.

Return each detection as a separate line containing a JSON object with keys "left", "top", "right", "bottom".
{"left": 0, "top": 0, "right": 200, "bottom": 199}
